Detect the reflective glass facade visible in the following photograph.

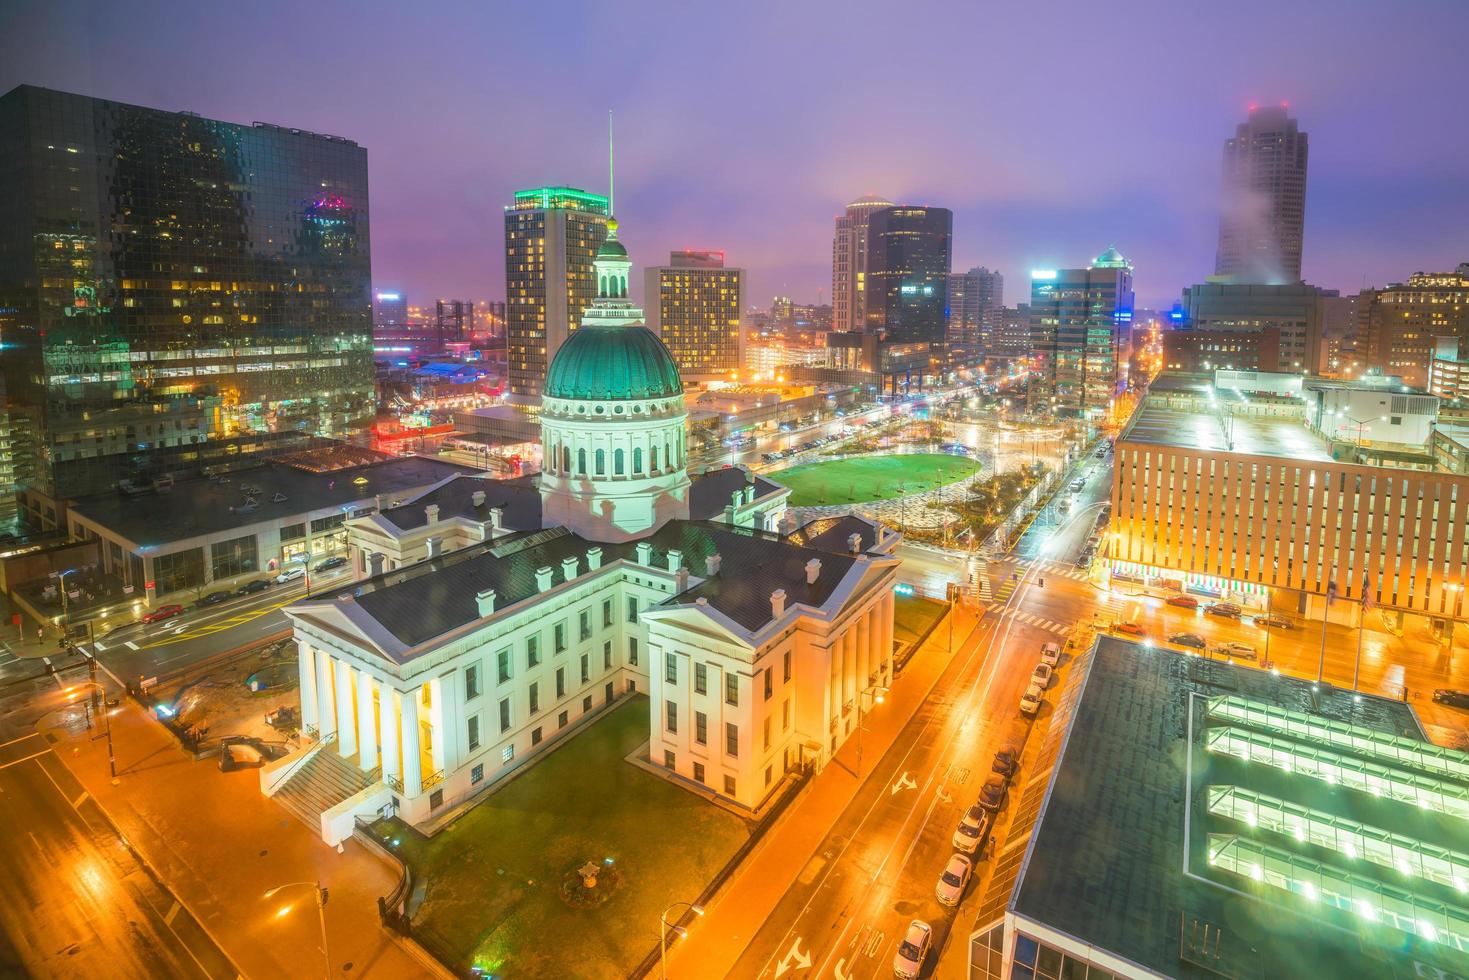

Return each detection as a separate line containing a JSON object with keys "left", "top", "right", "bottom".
{"left": 0, "top": 85, "right": 374, "bottom": 510}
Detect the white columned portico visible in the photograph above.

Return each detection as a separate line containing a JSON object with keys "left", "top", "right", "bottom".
{"left": 857, "top": 610, "right": 871, "bottom": 690}
{"left": 298, "top": 642, "right": 318, "bottom": 732}
{"left": 316, "top": 649, "right": 337, "bottom": 739}
{"left": 357, "top": 669, "right": 378, "bottom": 771}
{"left": 428, "top": 676, "right": 446, "bottom": 775}
{"left": 335, "top": 659, "right": 357, "bottom": 757}
{"left": 400, "top": 687, "right": 423, "bottom": 797}
{"left": 378, "top": 680, "right": 400, "bottom": 785}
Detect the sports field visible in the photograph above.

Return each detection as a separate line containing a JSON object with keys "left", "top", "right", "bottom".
{"left": 770, "top": 452, "right": 978, "bottom": 506}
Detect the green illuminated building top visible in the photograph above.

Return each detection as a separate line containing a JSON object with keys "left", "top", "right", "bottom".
{"left": 509, "top": 186, "right": 610, "bottom": 214}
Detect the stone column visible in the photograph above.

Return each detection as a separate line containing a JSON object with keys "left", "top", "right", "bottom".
{"left": 378, "top": 680, "right": 400, "bottom": 785}
{"left": 357, "top": 670, "right": 378, "bottom": 771}
{"left": 298, "top": 641, "right": 318, "bottom": 732}
{"left": 316, "top": 651, "right": 337, "bottom": 739}
{"left": 400, "top": 687, "right": 422, "bottom": 797}
{"left": 857, "top": 609, "right": 871, "bottom": 691}
{"left": 427, "top": 676, "right": 446, "bottom": 775}
{"left": 882, "top": 595, "right": 895, "bottom": 680}
{"left": 842, "top": 628, "right": 856, "bottom": 709}
{"left": 335, "top": 659, "right": 357, "bottom": 757}
{"left": 828, "top": 640, "right": 841, "bottom": 725}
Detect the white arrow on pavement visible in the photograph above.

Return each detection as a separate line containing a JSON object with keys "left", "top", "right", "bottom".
{"left": 774, "top": 938, "right": 811, "bottom": 978}
{"left": 834, "top": 957, "right": 854, "bottom": 980}
{"left": 890, "top": 772, "right": 917, "bottom": 795}
{"left": 936, "top": 786, "right": 953, "bottom": 804}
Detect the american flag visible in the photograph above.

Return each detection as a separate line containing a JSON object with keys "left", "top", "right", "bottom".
{"left": 1326, "top": 579, "right": 1337, "bottom": 606}
{"left": 1362, "top": 572, "right": 1373, "bottom": 611}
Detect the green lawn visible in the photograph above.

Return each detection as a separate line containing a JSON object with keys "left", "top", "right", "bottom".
{"left": 770, "top": 452, "right": 980, "bottom": 506}
{"left": 894, "top": 594, "right": 948, "bottom": 648}
{"left": 371, "top": 696, "right": 748, "bottom": 979}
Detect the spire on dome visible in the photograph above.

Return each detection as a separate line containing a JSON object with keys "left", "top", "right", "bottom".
{"left": 592, "top": 109, "right": 631, "bottom": 301}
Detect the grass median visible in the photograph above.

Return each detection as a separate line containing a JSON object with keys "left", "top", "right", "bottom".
{"left": 770, "top": 452, "right": 980, "bottom": 506}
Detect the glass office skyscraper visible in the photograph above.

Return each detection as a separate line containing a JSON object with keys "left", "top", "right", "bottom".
{"left": 0, "top": 85, "right": 374, "bottom": 522}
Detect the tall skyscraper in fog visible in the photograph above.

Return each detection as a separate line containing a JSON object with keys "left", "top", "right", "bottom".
{"left": 1215, "top": 104, "right": 1309, "bottom": 284}
{"left": 948, "top": 266, "right": 1004, "bottom": 352}
{"left": 0, "top": 84, "right": 374, "bottom": 517}
{"left": 830, "top": 194, "right": 894, "bottom": 333}
{"left": 644, "top": 250, "right": 744, "bottom": 380}
{"left": 504, "top": 186, "right": 609, "bottom": 403}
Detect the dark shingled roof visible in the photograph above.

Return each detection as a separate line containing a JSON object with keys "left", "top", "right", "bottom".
{"left": 379, "top": 473, "right": 542, "bottom": 532}
{"left": 688, "top": 467, "right": 784, "bottom": 520}
{"left": 344, "top": 520, "right": 860, "bottom": 649}
{"left": 70, "top": 456, "right": 475, "bottom": 547}
{"left": 1012, "top": 639, "right": 1448, "bottom": 980}
{"left": 786, "top": 515, "right": 882, "bottom": 555}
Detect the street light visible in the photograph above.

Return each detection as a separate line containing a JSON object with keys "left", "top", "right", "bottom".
{"left": 660, "top": 900, "right": 704, "bottom": 979}
{"left": 854, "top": 684, "right": 889, "bottom": 776}
{"left": 264, "top": 881, "right": 330, "bottom": 980}
{"left": 58, "top": 567, "right": 80, "bottom": 641}
{"left": 66, "top": 680, "right": 118, "bottom": 785}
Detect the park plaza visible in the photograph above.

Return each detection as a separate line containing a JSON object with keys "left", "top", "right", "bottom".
{"left": 263, "top": 211, "right": 904, "bottom": 840}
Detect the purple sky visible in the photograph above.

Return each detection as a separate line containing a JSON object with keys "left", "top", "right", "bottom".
{"left": 4, "top": 0, "right": 1468, "bottom": 310}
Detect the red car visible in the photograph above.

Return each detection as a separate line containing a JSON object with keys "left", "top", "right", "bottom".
{"left": 1112, "top": 621, "right": 1146, "bottom": 637}
{"left": 1166, "top": 595, "right": 1198, "bottom": 609}
{"left": 140, "top": 603, "right": 185, "bottom": 625}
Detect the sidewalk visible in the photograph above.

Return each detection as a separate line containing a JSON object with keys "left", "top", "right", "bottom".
{"left": 665, "top": 601, "right": 983, "bottom": 979}
{"left": 47, "top": 683, "right": 431, "bottom": 979}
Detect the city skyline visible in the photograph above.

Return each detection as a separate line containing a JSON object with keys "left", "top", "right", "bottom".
{"left": 3, "top": 1, "right": 1466, "bottom": 309}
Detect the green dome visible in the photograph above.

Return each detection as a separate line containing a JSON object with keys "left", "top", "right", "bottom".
{"left": 597, "top": 236, "right": 628, "bottom": 259}
{"left": 1093, "top": 245, "right": 1130, "bottom": 269}
{"left": 545, "top": 324, "right": 683, "bottom": 401}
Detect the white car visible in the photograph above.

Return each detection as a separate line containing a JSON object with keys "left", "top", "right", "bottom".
{"left": 1040, "top": 642, "right": 1061, "bottom": 667}
{"left": 1020, "top": 683, "right": 1044, "bottom": 716}
{"left": 952, "top": 804, "right": 989, "bottom": 854}
{"left": 1219, "top": 641, "right": 1257, "bottom": 659}
{"left": 935, "top": 853, "right": 973, "bottom": 907}
{"left": 1031, "top": 662, "right": 1054, "bottom": 689}
{"left": 893, "top": 919, "right": 932, "bottom": 979}
{"left": 274, "top": 565, "right": 306, "bottom": 584}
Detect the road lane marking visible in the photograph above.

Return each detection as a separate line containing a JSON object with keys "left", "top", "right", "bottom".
{"left": 0, "top": 750, "right": 50, "bottom": 770}
{"left": 124, "top": 641, "right": 139, "bottom": 650}
{"left": 889, "top": 772, "right": 917, "bottom": 795}
{"left": 92, "top": 639, "right": 107, "bottom": 651}
{"left": 164, "top": 900, "right": 182, "bottom": 925}
{"left": 774, "top": 937, "right": 811, "bottom": 977}
{"left": 0, "top": 733, "right": 45, "bottom": 750}
{"left": 72, "top": 791, "right": 89, "bottom": 807}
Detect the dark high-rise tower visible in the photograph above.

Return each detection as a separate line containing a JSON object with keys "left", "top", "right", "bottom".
{"left": 863, "top": 206, "right": 952, "bottom": 391}
{"left": 1215, "top": 104, "right": 1309, "bottom": 284}
{"left": 0, "top": 85, "right": 374, "bottom": 519}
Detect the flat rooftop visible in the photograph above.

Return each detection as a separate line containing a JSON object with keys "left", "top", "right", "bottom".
{"left": 1122, "top": 401, "right": 1335, "bottom": 462}
{"left": 1011, "top": 639, "right": 1468, "bottom": 980}
{"left": 70, "top": 456, "right": 475, "bottom": 548}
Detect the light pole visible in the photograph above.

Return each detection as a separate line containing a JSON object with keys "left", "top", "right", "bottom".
{"left": 58, "top": 567, "right": 80, "bottom": 642}
{"left": 66, "top": 680, "right": 118, "bottom": 784}
{"left": 854, "top": 684, "right": 889, "bottom": 776}
{"left": 265, "top": 881, "right": 330, "bottom": 980}
{"left": 660, "top": 900, "right": 704, "bottom": 979}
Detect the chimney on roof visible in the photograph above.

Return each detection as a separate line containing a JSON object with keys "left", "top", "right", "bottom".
{"left": 848, "top": 533, "right": 862, "bottom": 554}
{"left": 425, "top": 503, "right": 440, "bottom": 526}
{"left": 770, "top": 588, "right": 787, "bottom": 618}
{"left": 675, "top": 567, "right": 689, "bottom": 592}
{"left": 636, "top": 542, "right": 653, "bottom": 566}
{"left": 471, "top": 489, "right": 486, "bottom": 508}
{"left": 667, "top": 549, "right": 682, "bottom": 573}
{"left": 375, "top": 493, "right": 386, "bottom": 512}
{"left": 475, "top": 588, "right": 497, "bottom": 617}
{"left": 587, "top": 546, "right": 603, "bottom": 570}
{"left": 489, "top": 507, "right": 504, "bottom": 532}
{"left": 805, "top": 558, "right": 822, "bottom": 585}
{"left": 779, "top": 511, "right": 797, "bottom": 535}
{"left": 561, "top": 556, "right": 579, "bottom": 581}
{"left": 744, "top": 484, "right": 756, "bottom": 505}
{"left": 535, "top": 566, "right": 554, "bottom": 592}
{"left": 706, "top": 553, "right": 721, "bottom": 575}
{"left": 731, "top": 488, "right": 743, "bottom": 509}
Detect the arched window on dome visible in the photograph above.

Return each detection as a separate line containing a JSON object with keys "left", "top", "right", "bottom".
{"left": 599, "top": 274, "right": 607, "bottom": 296}
{"left": 633, "top": 447, "right": 642, "bottom": 473}
{"left": 595, "top": 448, "right": 606, "bottom": 476}
{"left": 650, "top": 445, "right": 659, "bottom": 472}
{"left": 578, "top": 448, "right": 587, "bottom": 476}
{"left": 614, "top": 448, "right": 625, "bottom": 476}
{"left": 562, "top": 445, "right": 571, "bottom": 474}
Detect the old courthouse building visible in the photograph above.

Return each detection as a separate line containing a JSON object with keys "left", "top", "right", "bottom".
{"left": 265, "top": 211, "right": 901, "bottom": 840}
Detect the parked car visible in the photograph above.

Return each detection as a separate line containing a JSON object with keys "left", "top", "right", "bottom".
{"left": 1166, "top": 595, "right": 1199, "bottom": 609}
{"left": 1031, "top": 662, "right": 1054, "bottom": 690}
{"left": 978, "top": 774, "right": 1008, "bottom": 812}
{"left": 314, "top": 555, "right": 349, "bottom": 573}
{"left": 1040, "top": 642, "right": 1061, "bottom": 667}
{"left": 1020, "top": 683, "right": 1044, "bottom": 716}
{"left": 992, "top": 747, "right": 1019, "bottom": 778}
{"left": 195, "top": 590, "right": 231, "bottom": 608}
{"left": 1254, "top": 615, "right": 1292, "bottom": 629}
{"left": 1169, "top": 632, "right": 1207, "bottom": 650}
{"left": 140, "top": 603, "right": 184, "bottom": 625}
{"left": 893, "top": 920, "right": 932, "bottom": 980}
{"left": 935, "top": 853, "right": 974, "bottom": 907}
{"left": 1433, "top": 689, "right": 1469, "bottom": 709}
{"left": 1218, "top": 641, "right": 1257, "bottom": 659}
{"left": 952, "top": 804, "right": 989, "bottom": 854}
{"left": 274, "top": 565, "right": 306, "bottom": 584}
{"left": 1206, "top": 602, "right": 1242, "bottom": 619}
{"left": 1070, "top": 478, "right": 1086, "bottom": 492}
{"left": 1112, "top": 621, "right": 1146, "bottom": 637}
{"left": 236, "top": 579, "right": 270, "bottom": 595}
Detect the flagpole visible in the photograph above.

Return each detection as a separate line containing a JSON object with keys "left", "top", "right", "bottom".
{"left": 1317, "top": 580, "right": 1334, "bottom": 684}
{"left": 1352, "top": 598, "right": 1364, "bottom": 691}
